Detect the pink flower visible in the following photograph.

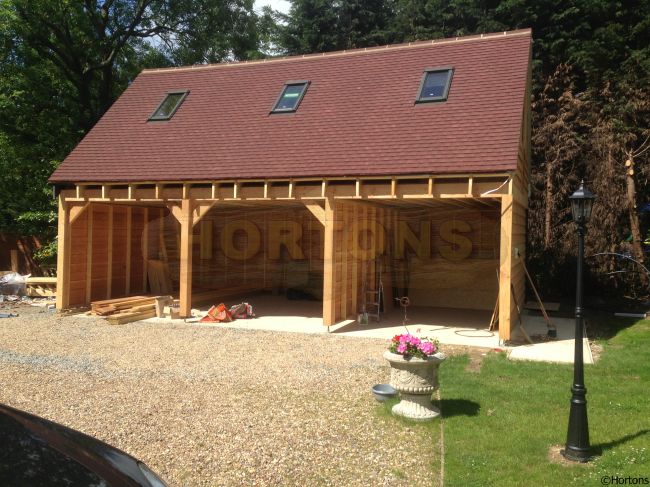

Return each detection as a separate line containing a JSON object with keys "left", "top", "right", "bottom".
{"left": 397, "top": 343, "right": 407, "bottom": 353}
{"left": 419, "top": 342, "right": 435, "bottom": 356}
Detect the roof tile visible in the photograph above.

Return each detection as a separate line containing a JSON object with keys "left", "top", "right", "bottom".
{"left": 50, "top": 30, "right": 531, "bottom": 183}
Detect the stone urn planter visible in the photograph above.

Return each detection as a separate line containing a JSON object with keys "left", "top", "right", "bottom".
{"left": 383, "top": 350, "right": 446, "bottom": 421}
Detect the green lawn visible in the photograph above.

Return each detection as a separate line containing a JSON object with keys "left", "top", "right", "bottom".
{"left": 379, "top": 317, "right": 650, "bottom": 486}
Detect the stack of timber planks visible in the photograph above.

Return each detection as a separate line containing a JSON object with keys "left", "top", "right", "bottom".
{"left": 25, "top": 277, "right": 58, "bottom": 297}
{"left": 90, "top": 296, "right": 157, "bottom": 325}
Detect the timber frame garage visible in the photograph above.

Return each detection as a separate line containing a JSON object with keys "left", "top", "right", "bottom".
{"left": 50, "top": 29, "right": 532, "bottom": 341}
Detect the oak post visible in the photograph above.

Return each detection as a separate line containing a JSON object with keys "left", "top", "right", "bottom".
{"left": 499, "top": 194, "right": 514, "bottom": 340}
{"left": 323, "top": 198, "right": 336, "bottom": 326}
{"left": 56, "top": 195, "right": 71, "bottom": 310}
{"left": 179, "top": 198, "right": 194, "bottom": 318}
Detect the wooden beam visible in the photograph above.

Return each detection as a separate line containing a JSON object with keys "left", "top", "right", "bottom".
{"left": 340, "top": 204, "right": 348, "bottom": 319}
{"left": 166, "top": 202, "right": 183, "bottom": 223}
{"left": 322, "top": 198, "right": 336, "bottom": 327}
{"left": 178, "top": 198, "right": 194, "bottom": 318}
{"left": 85, "top": 206, "right": 93, "bottom": 303}
{"left": 304, "top": 202, "right": 326, "bottom": 225}
{"left": 55, "top": 196, "right": 71, "bottom": 310}
{"left": 69, "top": 203, "right": 89, "bottom": 224}
{"left": 350, "top": 204, "right": 358, "bottom": 317}
{"left": 498, "top": 194, "right": 514, "bottom": 340}
{"left": 71, "top": 173, "right": 517, "bottom": 204}
{"left": 192, "top": 201, "right": 216, "bottom": 227}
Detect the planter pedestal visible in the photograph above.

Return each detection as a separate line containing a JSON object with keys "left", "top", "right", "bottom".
{"left": 383, "top": 351, "right": 446, "bottom": 421}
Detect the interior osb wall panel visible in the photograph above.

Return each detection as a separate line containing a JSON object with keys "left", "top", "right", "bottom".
{"left": 401, "top": 207, "right": 501, "bottom": 310}
{"left": 193, "top": 206, "right": 323, "bottom": 298}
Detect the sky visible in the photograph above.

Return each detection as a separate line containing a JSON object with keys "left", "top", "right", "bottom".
{"left": 254, "top": 0, "right": 291, "bottom": 14}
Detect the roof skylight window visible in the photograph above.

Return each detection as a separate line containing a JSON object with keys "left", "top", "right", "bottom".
{"left": 272, "top": 81, "right": 309, "bottom": 113}
{"left": 416, "top": 68, "right": 453, "bottom": 103}
{"left": 149, "top": 91, "right": 189, "bottom": 121}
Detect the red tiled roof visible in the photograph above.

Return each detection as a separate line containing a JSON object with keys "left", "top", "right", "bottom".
{"left": 49, "top": 30, "right": 531, "bottom": 184}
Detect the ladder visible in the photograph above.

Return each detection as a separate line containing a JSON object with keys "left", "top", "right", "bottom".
{"left": 362, "top": 260, "right": 383, "bottom": 322}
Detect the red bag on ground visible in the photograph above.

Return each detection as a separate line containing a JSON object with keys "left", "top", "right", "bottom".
{"left": 200, "top": 303, "right": 233, "bottom": 323}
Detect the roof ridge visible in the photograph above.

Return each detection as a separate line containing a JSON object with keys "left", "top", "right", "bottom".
{"left": 141, "top": 28, "right": 532, "bottom": 75}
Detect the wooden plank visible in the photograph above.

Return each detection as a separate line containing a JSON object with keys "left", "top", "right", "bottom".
{"left": 350, "top": 204, "right": 358, "bottom": 317}
{"left": 323, "top": 198, "right": 336, "bottom": 326}
{"left": 69, "top": 203, "right": 89, "bottom": 224}
{"left": 142, "top": 207, "right": 149, "bottom": 293}
{"left": 303, "top": 202, "right": 325, "bottom": 225}
{"left": 147, "top": 259, "right": 172, "bottom": 295}
{"left": 106, "top": 206, "right": 113, "bottom": 300}
{"left": 192, "top": 201, "right": 216, "bottom": 226}
{"left": 25, "top": 277, "right": 58, "bottom": 284}
{"left": 498, "top": 194, "right": 514, "bottom": 340}
{"left": 178, "top": 198, "right": 193, "bottom": 318}
{"left": 91, "top": 295, "right": 150, "bottom": 307}
{"left": 25, "top": 277, "right": 57, "bottom": 297}
{"left": 125, "top": 207, "right": 132, "bottom": 296}
{"left": 340, "top": 204, "right": 348, "bottom": 319}
{"left": 85, "top": 206, "right": 93, "bottom": 303}
{"left": 107, "top": 309, "right": 156, "bottom": 325}
{"left": 200, "top": 219, "right": 213, "bottom": 259}
{"left": 10, "top": 249, "right": 18, "bottom": 272}
{"left": 56, "top": 196, "right": 71, "bottom": 309}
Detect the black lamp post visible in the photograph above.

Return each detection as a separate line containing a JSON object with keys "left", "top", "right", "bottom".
{"left": 561, "top": 180, "right": 596, "bottom": 463}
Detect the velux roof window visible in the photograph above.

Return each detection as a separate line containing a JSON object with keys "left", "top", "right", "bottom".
{"left": 416, "top": 68, "right": 453, "bottom": 103}
{"left": 271, "top": 81, "right": 309, "bottom": 113}
{"left": 149, "top": 91, "right": 189, "bottom": 121}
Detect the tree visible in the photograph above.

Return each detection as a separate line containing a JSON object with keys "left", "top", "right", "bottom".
{"left": 280, "top": 0, "right": 394, "bottom": 54}
{"left": 0, "top": 0, "right": 263, "bottom": 241}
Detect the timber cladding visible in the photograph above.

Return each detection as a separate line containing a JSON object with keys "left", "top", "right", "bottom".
{"left": 67, "top": 201, "right": 502, "bottom": 315}
{"left": 53, "top": 29, "right": 532, "bottom": 339}
{"left": 68, "top": 204, "right": 150, "bottom": 306}
{"left": 185, "top": 202, "right": 500, "bottom": 320}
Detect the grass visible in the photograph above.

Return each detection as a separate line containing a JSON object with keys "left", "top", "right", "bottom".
{"left": 378, "top": 317, "right": 650, "bottom": 486}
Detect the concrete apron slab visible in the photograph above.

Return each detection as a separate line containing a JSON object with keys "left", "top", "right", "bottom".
{"left": 103, "top": 294, "right": 592, "bottom": 364}
{"left": 507, "top": 313, "right": 594, "bottom": 365}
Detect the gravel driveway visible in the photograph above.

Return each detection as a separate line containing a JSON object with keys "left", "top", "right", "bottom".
{"left": 0, "top": 303, "right": 443, "bottom": 486}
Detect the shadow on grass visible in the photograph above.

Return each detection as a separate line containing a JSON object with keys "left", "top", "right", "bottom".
{"left": 591, "top": 429, "right": 650, "bottom": 455}
{"left": 437, "top": 398, "right": 480, "bottom": 418}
